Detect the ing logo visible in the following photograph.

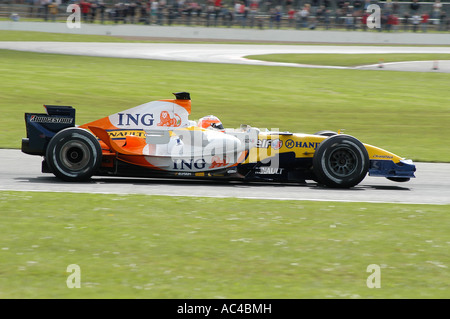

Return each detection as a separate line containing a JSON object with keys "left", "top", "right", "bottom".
{"left": 158, "top": 111, "right": 181, "bottom": 127}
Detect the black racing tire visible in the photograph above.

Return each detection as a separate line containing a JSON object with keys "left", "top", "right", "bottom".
{"left": 313, "top": 135, "right": 369, "bottom": 188}
{"left": 314, "top": 130, "right": 338, "bottom": 137}
{"left": 45, "top": 128, "right": 102, "bottom": 182}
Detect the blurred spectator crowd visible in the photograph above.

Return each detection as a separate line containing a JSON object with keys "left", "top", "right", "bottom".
{"left": 3, "top": 0, "right": 450, "bottom": 31}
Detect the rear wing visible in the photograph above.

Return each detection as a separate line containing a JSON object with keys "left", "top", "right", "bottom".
{"left": 22, "top": 105, "right": 76, "bottom": 155}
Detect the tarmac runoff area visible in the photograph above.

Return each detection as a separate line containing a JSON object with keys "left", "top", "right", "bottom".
{"left": 1, "top": 149, "right": 450, "bottom": 205}
{"left": 0, "top": 41, "right": 450, "bottom": 73}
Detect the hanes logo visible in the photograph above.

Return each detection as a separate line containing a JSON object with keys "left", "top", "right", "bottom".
{"left": 285, "top": 139, "right": 295, "bottom": 149}
{"left": 285, "top": 139, "right": 320, "bottom": 149}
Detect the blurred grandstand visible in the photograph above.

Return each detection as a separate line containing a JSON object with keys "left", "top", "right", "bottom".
{"left": 1, "top": 0, "right": 449, "bottom": 32}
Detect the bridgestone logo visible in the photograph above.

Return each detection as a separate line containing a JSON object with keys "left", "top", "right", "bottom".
{"left": 30, "top": 115, "right": 73, "bottom": 124}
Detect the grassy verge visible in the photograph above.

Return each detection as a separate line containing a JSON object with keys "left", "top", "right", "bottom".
{"left": 0, "top": 191, "right": 448, "bottom": 298}
{"left": 246, "top": 53, "right": 450, "bottom": 67}
{"left": 0, "top": 30, "right": 132, "bottom": 42}
{"left": 2, "top": 30, "right": 450, "bottom": 46}
{"left": 1, "top": 49, "right": 449, "bottom": 161}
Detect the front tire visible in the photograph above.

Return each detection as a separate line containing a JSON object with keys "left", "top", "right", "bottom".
{"left": 45, "top": 128, "right": 102, "bottom": 182}
{"left": 313, "top": 135, "right": 369, "bottom": 188}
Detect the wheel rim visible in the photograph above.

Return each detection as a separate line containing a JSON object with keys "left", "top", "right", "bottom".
{"left": 60, "top": 141, "right": 90, "bottom": 171}
{"left": 328, "top": 147, "right": 357, "bottom": 177}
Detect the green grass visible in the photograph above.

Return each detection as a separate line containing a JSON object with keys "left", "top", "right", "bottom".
{"left": 0, "top": 30, "right": 273, "bottom": 44}
{"left": 1, "top": 49, "right": 449, "bottom": 161}
{"left": 2, "top": 30, "right": 450, "bottom": 46}
{"left": 0, "top": 191, "right": 448, "bottom": 298}
{"left": 1, "top": 30, "right": 448, "bottom": 301}
{"left": 246, "top": 53, "right": 450, "bottom": 67}
{"left": 0, "top": 30, "right": 132, "bottom": 42}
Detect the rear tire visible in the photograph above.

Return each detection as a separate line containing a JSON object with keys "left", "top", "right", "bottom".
{"left": 313, "top": 135, "right": 369, "bottom": 188}
{"left": 45, "top": 128, "right": 102, "bottom": 182}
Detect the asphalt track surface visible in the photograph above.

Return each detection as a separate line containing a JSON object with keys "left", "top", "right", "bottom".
{"left": 1, "top": 149, "right": 449, "bottom": 205}
{"left": 1, "top": 42, "right": 449, "bottom": 204}
{"left": 0, "top": 42, "right": 450, "bottom": 72}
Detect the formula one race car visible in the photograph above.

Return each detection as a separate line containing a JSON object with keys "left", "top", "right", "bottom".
{"left": 22, "top": 92, "right": 416, "bottom": 188}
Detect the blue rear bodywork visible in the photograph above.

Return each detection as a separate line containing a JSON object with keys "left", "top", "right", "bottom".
{"left": 22, "top": 105, "right": 75, "bottom": 156}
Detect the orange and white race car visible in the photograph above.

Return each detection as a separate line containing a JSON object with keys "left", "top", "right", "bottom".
{"left": 22, "top": 92, "right": 416, "bottom": 188}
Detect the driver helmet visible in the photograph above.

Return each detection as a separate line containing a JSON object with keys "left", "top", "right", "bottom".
{"left": 197, "top": 115, "right": 224, "bottom": 131}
